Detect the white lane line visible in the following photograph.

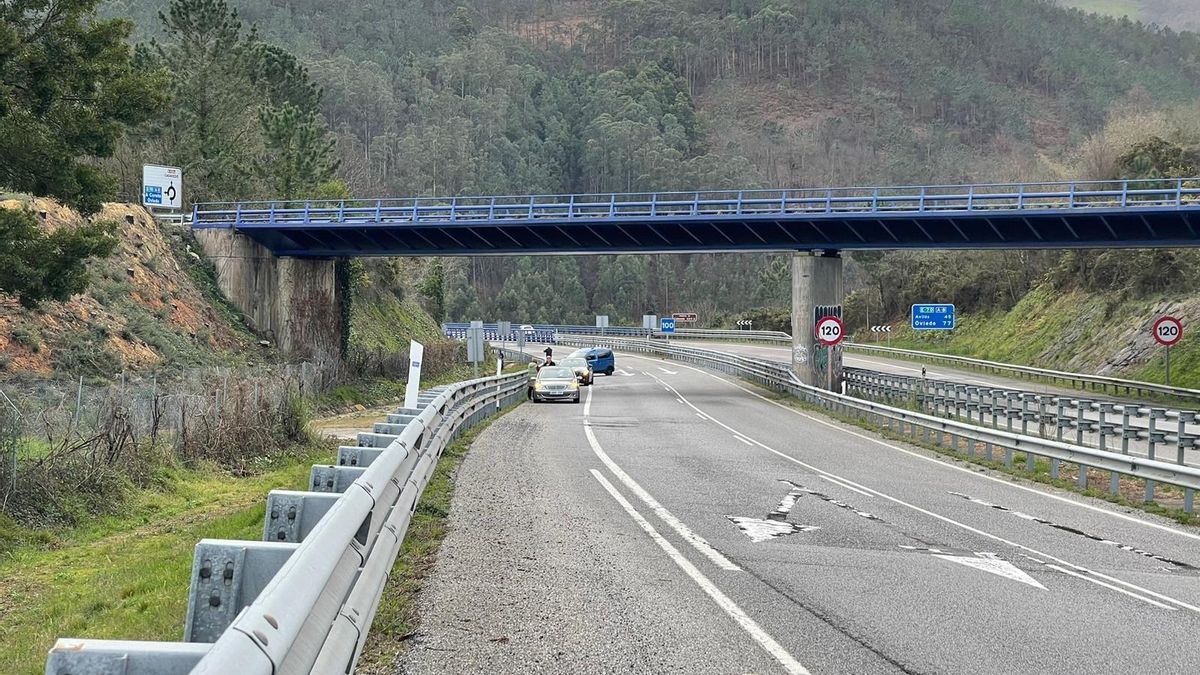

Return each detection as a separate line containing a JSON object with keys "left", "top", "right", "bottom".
{"left": 818, "top": 474, "right": 873, "bottom": 498}
{"left": 584, "top": 388, "right": 740, "bottom": 571}
{"left": 589, "top": 469, "right": 810, "bottom": 675}
{"left": 658, "top": 367, "right": 679, "bottom": 375}
{"left": 676, "top": 398, "right": 685, "bottom": 404}
{"left": 1043, "top": 564, "right": 1176, "bottom": 610}
{"left": 634, "top": 359, "right": 1200, "bottom": 613}
{"left": 734, "top": 435, "right": 754, "bottom": 446}
{"left": 696, "top": 412, "right": 710, "bottom": 421}
{"left": 622, "top": 353, "right": 1200, "bottom": 544}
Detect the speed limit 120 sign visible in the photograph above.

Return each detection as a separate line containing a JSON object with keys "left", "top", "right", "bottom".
{"left": 1154, "top": 316, "right": 1183, "bottom": 347}
{"left": 815, "top": 316, "right": 845, "bottom": 346}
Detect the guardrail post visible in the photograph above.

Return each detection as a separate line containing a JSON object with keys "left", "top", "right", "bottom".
{"left": 1146, "top": 409, "right": 1164, "bottom": 502}
{"left": 1051, "top": 400, "right": 1065, "bottom": 479}
{"left": 1178, "top": 177, "right": 1185, "bottom": 206}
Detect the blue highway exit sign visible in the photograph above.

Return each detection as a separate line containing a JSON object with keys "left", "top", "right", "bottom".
{"left": 911, "top": 304, "right": 956, "bottom": 330}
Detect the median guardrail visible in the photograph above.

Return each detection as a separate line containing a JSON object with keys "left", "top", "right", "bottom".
{"left": 844, "top": 342, "right": 1200, "bottom": 404}
{"left": 557, "top": 335, "right": 1200, "bottom": 512}
{"left": 845, "top": 368, "right": 1199, "bottom": 507}
{"left": 46, "top": 368, "right": 528, "bottom": 675}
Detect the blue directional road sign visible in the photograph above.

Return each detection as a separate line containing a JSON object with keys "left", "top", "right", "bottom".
{"left": 911, "top": 304, "right": 956, "bottom": 330}
{"left": 660, "top": 317, "right": 676, "bottom": 334}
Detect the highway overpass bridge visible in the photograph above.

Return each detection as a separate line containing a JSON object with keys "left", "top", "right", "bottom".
{"left": 191, "top": 178, "right": 1200, "bottom": 388}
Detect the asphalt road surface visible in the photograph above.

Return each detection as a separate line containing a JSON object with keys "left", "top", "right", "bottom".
{"left": 396, "top": 348, "right": 1200, "bottom": 674}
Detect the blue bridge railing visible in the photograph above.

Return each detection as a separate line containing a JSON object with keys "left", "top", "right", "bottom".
{"left": 191, "top": 178, "right": 1200, "bottom": 255}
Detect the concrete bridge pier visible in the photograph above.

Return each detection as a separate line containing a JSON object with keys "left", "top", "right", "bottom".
{"left": 195, "top": 230, "right": 343, "bottom": 358}
{"left": 792, "top": 251, "right": 843, "bottom": 391}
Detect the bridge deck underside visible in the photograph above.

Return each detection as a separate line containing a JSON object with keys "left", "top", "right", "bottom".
{"left": 196, "top": 208, "right": 1200, "bottom": 257}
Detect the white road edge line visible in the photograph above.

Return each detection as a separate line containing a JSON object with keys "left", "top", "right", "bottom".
{"left": 817, "top": 474, "right": 874, "bottom": 498}
{"left": 633, "top": 357, "right": 1200, "bottom": 613}
{"left": 584, "top": 387, "right": 741, "bottom": 571}
{"left": 589, "top": 469, "right": 810, "bottom": 675}
{"left": 734, "top": 435, "right": 754, "bottom": 446}
{"left": 1043, "top": 564, "right": 1177, "bottom": 611}
{"left": 624, "top": 353, "right": 1200, "bottom": 543}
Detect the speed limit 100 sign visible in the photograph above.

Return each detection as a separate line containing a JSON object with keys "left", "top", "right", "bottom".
{"left": 815, "top": 316, "right": 845, "bottom": 346}
{"left": 1154, "top": 316, "right": 1183, "bottom": 347}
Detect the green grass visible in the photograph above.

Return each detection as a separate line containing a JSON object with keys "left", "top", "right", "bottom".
{"left": 354, "top": 402, "right": 524, "bottom": 673}
{"left": 1061, "top": 0, "right": 1143, "bottom": 20}
{"left": 352, "top": 292, "right": 447, "bottom": 353}
{"left": 866, "top": 285, "right": 1200, "bottom": 396}
{"left": 0, "top": 446, "right": 330, "bottom": 674}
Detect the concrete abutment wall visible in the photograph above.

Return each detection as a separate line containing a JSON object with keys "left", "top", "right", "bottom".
{"left": 195, "top": 229, "right": 343, "bottom": 357}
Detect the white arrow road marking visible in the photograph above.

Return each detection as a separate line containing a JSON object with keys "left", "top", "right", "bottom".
{"left": 727, "top": 517, "right": 819, "bottom": 543}
{"left": 930, "top": 552, "right": 1047, "bottom": 590}
{"left": 591, "top": 470, "right": 810, "bottom": 674}
{"left": 616, "top": 369, "right": 634, "bottom": 377}
{"left": 658, "top": 367, "right": 679, "bottom": 375}
{"left": 771, "top": 481, "right": 804, "bottom": 518}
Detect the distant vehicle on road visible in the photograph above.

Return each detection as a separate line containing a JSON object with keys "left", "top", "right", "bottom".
{"left": 531, "top": 366, "right": 581, "bottom": 403}
{"left": 568, "top": 347, "right": 615, "bottom": 376}
{"left": 561, "top": 356, "right": 594, "bottom": 385}
{"left": 520, "top": 324, "right": 535, "bottom": 335}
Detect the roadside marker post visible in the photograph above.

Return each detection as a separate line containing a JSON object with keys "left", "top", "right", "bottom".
{"left": 1153, "top": 316, "right": 1184, "bottom": 386}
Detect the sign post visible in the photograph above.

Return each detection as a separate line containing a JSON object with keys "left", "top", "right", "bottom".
{"left": 497, "top": 320, "right": 511, "bottom": 357}
{"left": 467, "top": 320, "right": 485, "bottom": 378}
{"left": 404, "top": 340, "right": 424, "bottom": 411}
{"left": 142, "top": 164, "right": 183, "bottom": 211}
{"left": 643, "top": 314, "right": 658, "bottom": 341}
{"left": 815, "top": 315, "right": 845, "bottom": 391}
{"left": 1153, "top": 316, "right": 1183, "bottom": 386}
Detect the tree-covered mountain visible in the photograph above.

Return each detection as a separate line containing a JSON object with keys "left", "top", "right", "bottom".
{"left": 98, "top": 0, "right": 1200, "bottom": 328}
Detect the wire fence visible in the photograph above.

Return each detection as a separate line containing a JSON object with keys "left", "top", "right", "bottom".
{"left": 0, "top": 341, "right": 464, "bottom": 525}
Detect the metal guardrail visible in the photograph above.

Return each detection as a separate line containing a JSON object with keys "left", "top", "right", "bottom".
{"left": 194, "top": 178, "right": 1200, "bottom": 227}
{"left": 846, "top": 368, "right": 1199, "bottom": 509}
{"left": 845, "top": 343, "right": 1200, "bottom": 403}
{"left": 555, "top": 336, "right": 1200, "bottom": 505}
{"left": 442, "top": 322, "right": 789, "bottom": 344}
{"left": 447, "top": 324, "right": 1195, "bottom": 405}
{"left": 46, "top": 368, "right": 528, "bottom": 675}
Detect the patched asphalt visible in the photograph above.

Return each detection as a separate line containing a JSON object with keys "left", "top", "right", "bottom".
{"left": 395, "top": 347, "right": 1200, "bottom": 674}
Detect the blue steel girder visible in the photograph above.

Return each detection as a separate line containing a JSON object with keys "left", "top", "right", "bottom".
{"left": 192, "top": 179, "right": 1200, "bottom": 257}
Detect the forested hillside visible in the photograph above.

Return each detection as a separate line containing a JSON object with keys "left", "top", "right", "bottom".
{"left": 97, "top": 0, "right": 1200, "bottom": 334}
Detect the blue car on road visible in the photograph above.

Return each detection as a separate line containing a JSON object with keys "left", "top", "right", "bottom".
{"left": 569, "top": 347, "right": 615, "bottom": 376}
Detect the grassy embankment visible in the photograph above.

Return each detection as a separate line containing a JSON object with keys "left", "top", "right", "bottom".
{"left": 0, "top": 446, "right": 328, "bottom": 674}
{"left": 865, "top": 285, "right": 1200, "bottom": 390}
{"left": 0, "top": 361, "right": 518, "bottom": 675}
